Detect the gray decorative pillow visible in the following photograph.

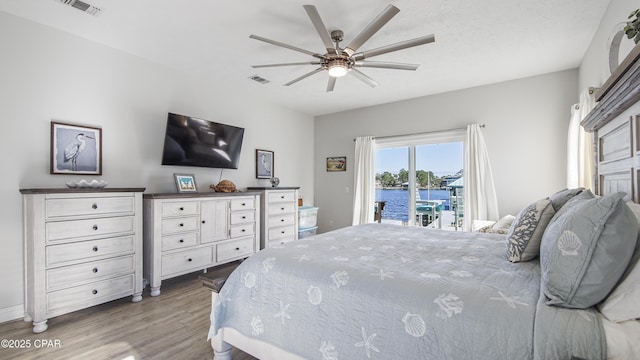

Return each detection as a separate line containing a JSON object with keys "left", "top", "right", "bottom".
{"left": 549, "top": 187, "right": 584, "bottom": 211}
{"left": 548, "top": 189, "right": 596, "bottom": 224}
{"left": 540, "top": 192, "right": 639, "bottom": 309}
{"left": 506, "top": 198, "right": 555, "bottom": 262}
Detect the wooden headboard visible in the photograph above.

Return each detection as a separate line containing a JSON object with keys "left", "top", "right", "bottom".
{"left": 581, "top": 44, "right": 640, "bottom": 203}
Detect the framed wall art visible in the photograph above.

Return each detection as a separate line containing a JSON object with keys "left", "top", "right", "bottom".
{"left": 50, "top": 121, "right": 102, "bottom": 175}
{"left": 256, "top": 149, "right": 274, "bottom": 179}
{"left": 326, "top": 156, "right": 346, "bottom": 172}
{"left": 174, "top": 173, "right": 198, "bottom": 193}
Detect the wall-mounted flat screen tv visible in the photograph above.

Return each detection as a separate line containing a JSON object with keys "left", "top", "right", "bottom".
{"left": 161, "top": 113, "right": 245, "bottom": 169}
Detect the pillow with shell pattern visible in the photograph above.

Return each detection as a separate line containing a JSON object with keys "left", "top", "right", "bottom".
{"left": 540, "top": 192, "right": 638, "bottom": 309}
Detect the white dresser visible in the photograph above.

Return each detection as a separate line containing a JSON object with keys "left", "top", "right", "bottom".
{"left": 143, "top": 192, "right": 260, "bottom": 296}
{"left": 20, "top": 188, "right": 145, "bottom": 333}
{"left": 248, "top": 187, "right": 299, "bottom": 248}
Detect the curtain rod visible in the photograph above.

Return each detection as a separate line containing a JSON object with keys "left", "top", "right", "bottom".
{"left": 574, "top": 87, "right": 600, "bottom": 109}
{"left": 353, "top": 124, "right": 485, "bottom": 141}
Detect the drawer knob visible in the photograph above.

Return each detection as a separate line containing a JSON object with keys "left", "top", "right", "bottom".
{"left": 92, "top": 225, "right": 99, "bottom": 231}
{"left": 235, "top": 247, "right": 240, "bottom": 251}
{"left": 179, "top": 223, "right": 184, "bottom": 227}
{"left": 280, "top": 219, "right": 285, "bottom": 222}
{"left": 92, "top": 289, "right": 98, "bottom": 295}
{"left": 241, "top": 203, "right": 246, "bottom": 206}
{"left": 92, "top": 246, "right": 99, "bottom": 252}
{"left": 241, "top": 229, "right": 246, "bottom": 232}
{"left": 91, "top": 203, "right": 98, "bottom": 209}
{"left": 202, "top": 220, "right": 206, "bottom": 224}
{"left": 280, "top": 196, "right": 285, "bottom": 199}
{"left": 92, "top": 268, "right": 98, "bottom": 273}
{"left": 179, "top": 239, "right": 184, "bottom": 243}
{"left": 281, "top": 231, "right": 285, "bottom": 234}
{"left": 242, "top": 216, "right": 247, "bottom": 219}
{"left": 281, "top": 207, "right": 285, "bottom": 211}
{"left": 187, "top": 258, "right": 193, "bottom": 262}
{"left": 179, "top": 207, "right": 184, "bottom": 211}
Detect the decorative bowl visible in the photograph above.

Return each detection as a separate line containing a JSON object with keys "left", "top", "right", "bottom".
{"left": 66, "top": 180, "right": 108, "bottom": 188}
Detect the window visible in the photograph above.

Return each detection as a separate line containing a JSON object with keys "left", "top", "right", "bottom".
{"left": 375, "top": 130, "right": 465, "bottom": 228}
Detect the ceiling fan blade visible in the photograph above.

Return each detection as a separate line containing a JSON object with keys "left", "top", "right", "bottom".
{"left": 352, "top": 34, "right": 435, "bottom": 61}
{"left": 284, "top": 67, "right": 325, "bottom": 86}
{"left": 349, "top": 69, "right": 379, "bottom": 88}
{"left": 303, "top": 5, "right": 337, "bottom": 55}
{"left": 250, "top": 34, "right": 325, "bottom": 59}
{"left": 327, "top": 77, "right": 336, "bottom": 92}
{"left": 343, "top": 5, "right": 400, "bottom": 57}
{"left": 354, "top": 61, "right": 419, "bottom": 71}
{"left": 252, "top": 61, "right": 321, "bottom": 68}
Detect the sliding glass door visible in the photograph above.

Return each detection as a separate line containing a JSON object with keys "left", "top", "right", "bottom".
{"left": 376, "top": 147, "right": 410, "bottom": 224}
{"left": 375, "top": 131, "right": 464, "bottom": 228}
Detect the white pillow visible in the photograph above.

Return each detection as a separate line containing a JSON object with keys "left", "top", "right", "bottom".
{"left": 472, "top": 220, "right": 496, "bottom": 232}
{"left": 598, "top": 201, "right": 640, "bottom": 322}
{"left": 493, "top": 215, "right": 515, "bottom": 230}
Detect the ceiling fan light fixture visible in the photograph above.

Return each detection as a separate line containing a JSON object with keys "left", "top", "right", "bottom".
{"left": 327, "top": 59, "right": 349, "bottom": 77}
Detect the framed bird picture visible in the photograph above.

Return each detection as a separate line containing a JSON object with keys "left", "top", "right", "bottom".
{"left": 256, "top": 149, "right": 274, "bottom": 179}
{"left": 50, "top": 121, "right": 102, "bottom": 175}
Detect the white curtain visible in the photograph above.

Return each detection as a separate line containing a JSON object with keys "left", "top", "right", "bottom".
{"left": 352, "top": 136, "right": 376, "bottom": 225}
{"left": 567, "top": 88, "right": 595, "bottom": 189}
{"left": 463, "top": 124, "right": 499, "bottom": 231}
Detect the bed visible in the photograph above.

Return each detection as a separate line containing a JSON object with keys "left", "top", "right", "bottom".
{"left": 203, "top": 46, "right": 640, "bottom": 359}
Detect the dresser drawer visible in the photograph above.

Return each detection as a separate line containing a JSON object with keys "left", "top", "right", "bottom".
{"left": 161, "top": 248, "right": 213, "bottom": 276}
{"left": 230, "top": 210, "right": 255, "bottom": 224}
{"left": 230, "top": 223, "right": 254, "bottom": 238}
{"left": 161, "top": 217, "right": 199, "bottom": 235}
{"left": 161, "top": 232, "right": 199, "bottom": 251}
{"left": 217, "top": 238, "right": 254, "bottom": 262}
{"left": 268, "top": 191, "right": 296, "bottom": 203}
{"left": 230, "top": 198, "right": 255, "bottom": 211}
{"left": 47, "top": 274, "right": 134, "bottom": 317}
{"left": 46, "top": 196, "right": 135, "bottom": 219}
{"left": 47, "top": 255, "right": 134, "bottom": 291}
{"left": 46, "top": 216, "right": 135, "bottom": 242}
{"left": 46, "top": 236, "right": 135, "bottom": 267}
{"left": 269, "top": 237, "right": 296, "bottom": 247}
{"left": 268, "top": 225, "right": 296, "bottom": 240}
{"left": 268, "top": 203, "right": 295, "bottom": 215}
{"left": 162, "top": 201, "right": 199, "bottom": 218}
{"left": 268, "top": 213, "right": 296, "bottom": 227}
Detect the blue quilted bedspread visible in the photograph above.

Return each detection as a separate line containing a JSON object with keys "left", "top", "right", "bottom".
{"left": 209, "top": 223, "right": 604, "bottom": 360}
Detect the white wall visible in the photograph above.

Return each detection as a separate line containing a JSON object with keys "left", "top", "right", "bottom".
{"left": 0, "top": 12, "right": 313, "bottom": 322}
{"left": 314, "top": 70, "right": 577, "bottom": 232}
{"left": 579, "top": 0, "right": 637, "bottom": 91}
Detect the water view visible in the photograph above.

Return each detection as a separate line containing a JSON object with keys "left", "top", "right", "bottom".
{"left": 376, "top": 189, "right": 451, "bottom": 223}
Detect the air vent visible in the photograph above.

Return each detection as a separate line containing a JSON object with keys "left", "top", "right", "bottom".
{"left": 249, "top": 75, "right": 270, "bottom": 84}
{"left": 55, "top": 0, "right": 102, "bottom": 16}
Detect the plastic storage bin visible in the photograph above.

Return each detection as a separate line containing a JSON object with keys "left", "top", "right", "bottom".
{"left": 298, "top": 226, "right": 318, "bottom": 239}
{"left": 298, "top": 206, "right": 319, "bottom": 228}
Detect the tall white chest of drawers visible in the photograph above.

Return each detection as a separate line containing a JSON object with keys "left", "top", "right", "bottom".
{"left": 248, "top": 187, "right": 299, "bottom": 249}
{"left": 143, "top": 192, "right": 260, "bottom": 296}
{"left": 20, "top": 188, "right": 145, "bottom": 333}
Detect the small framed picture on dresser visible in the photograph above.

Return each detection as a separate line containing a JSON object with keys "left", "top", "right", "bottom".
{"left": 174, "top": 173, "right": 197, "bottom": 193}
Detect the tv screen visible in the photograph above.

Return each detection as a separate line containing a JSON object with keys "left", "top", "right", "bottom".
{"left": 161, "top": 113, "right": 245, "bottom": 169}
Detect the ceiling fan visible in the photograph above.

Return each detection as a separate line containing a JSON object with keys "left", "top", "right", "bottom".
{"left": 250, "top": 4, "right": 435, "bottom": 92}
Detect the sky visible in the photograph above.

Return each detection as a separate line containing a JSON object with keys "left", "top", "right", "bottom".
{"left": 376, "top": 142, "right": 463, "bottom": 176}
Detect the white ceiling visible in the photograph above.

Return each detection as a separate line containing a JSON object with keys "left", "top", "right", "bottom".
{"left": 0, "top": 0, "right": 610, "bottom": 116}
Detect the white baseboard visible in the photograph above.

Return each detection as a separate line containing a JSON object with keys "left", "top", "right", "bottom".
{"left": 0, "top": 304, "right": 25, "bottom": 324}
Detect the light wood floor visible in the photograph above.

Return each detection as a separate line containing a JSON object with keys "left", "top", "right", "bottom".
{"left": 0, "top": 262, "right": 257, "bottom": 360}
